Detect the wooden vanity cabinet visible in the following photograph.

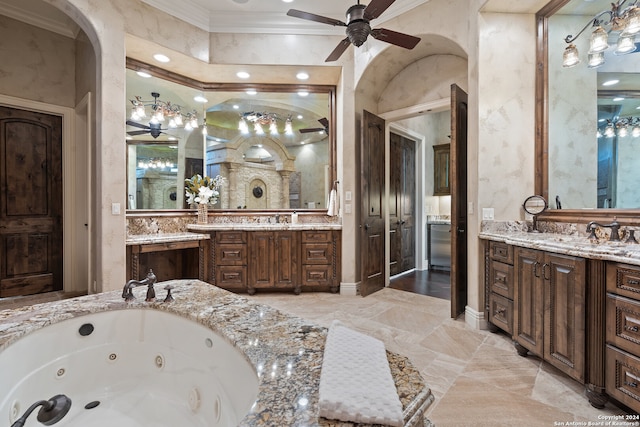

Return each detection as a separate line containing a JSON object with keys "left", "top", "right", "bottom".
{"left": 514, "top": 247, "right": 586, "bottom": 382}
{"left": 248, "top": 231, "right": 298, "bottom": 294}
{"left": 605, "top": 262, "right": 640, "bottom": 412}
{"left": 212, "top": 231, "right": 248, "bottom": 292}
{"left": 300, "top": 230, "right": 341, "bottom": 293}
{"left": 486, "top": 241, "right": 514, "bottom": 334}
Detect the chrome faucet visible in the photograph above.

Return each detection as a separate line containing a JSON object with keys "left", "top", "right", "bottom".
{"left": 122, "top": 269, "right": 157, "bottom": 301}
{"left": 586, "top": 218, "right": 621, "bottom": 241}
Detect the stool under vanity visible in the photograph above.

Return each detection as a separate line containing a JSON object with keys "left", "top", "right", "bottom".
{"left": 483, "top": 231, "right": 640, "bottom": 414}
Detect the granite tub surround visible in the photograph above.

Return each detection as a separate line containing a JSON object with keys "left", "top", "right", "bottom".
{"left": 480, "top": 220, "right": 640, "bottom": 265}
{"left": 0, "top": 281, "right": 433, "bottom": 426}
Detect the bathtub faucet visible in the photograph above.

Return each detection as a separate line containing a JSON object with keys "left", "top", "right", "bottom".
{"left": 122, "top": 269, "right": 157, "bottom": 302}
{"left": 11, "top": 394, "right": 72, "bottom": 426}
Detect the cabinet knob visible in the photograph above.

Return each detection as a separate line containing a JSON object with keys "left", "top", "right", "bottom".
{"left": 625, "top": 325, "right": 639, "bottom": 333}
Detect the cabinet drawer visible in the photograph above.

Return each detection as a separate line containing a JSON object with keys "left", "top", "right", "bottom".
{"left": 488, "top": 241, "right": 513, "bottom": 264}
{"left": 607, "top": 294, "right": 640, "bottom": 355}
{"left": 215, "top": 244, "right": 247, "bottom": 265}
{"left": 301, "top": 230, "right": 332, "bottom": 243}
{"left": 488, "top": 293, "right": 513, "bottom": 335}
{"left": 215, "top": 265, "right": 247, "bottom": 289}
{"left": 607, "top": 262, "right": 640, "bottom": 299}
{"left": 489, "top": 260, "right": 514, "bottom": 299}
{"left": 606, "top": 345, "right": 640, "bottom": 412}
{"left": 302, "top": 243, "right": 333, "bottom": 264}
{"left": 215, "top": 231, "right": 246, "bottom": 244}
{"left": 302, "top": 265, "right": 332, "bottom": 286}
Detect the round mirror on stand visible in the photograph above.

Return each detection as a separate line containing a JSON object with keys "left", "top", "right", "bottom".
{"left": 523, "top": 195, "right": 548, "bottom": 233}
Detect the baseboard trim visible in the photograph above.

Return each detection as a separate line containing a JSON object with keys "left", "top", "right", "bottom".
{"left": 340, "top": 282, "right": 359, "bottom": 296}
{"left": 465, "top": 305, "right": 489, "bottom": 330}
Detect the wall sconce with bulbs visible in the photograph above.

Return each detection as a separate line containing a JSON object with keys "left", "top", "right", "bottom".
{"left": 562, "top": 0, "right": 640, "bottom": 68}
{"left": 598, "top": 117, "right": 640, "bottom": 137}
{"left": 238, "top": 112, "right": 294, "bottom": 136}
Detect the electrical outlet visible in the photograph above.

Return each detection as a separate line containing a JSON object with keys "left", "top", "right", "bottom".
{"left": 482, "top": 208, "right": 495, "bottom": 220}
{"left": 345, "top": 191, "right": 352, "bottom": 201}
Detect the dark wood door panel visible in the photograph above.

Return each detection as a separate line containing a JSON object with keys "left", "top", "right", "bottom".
{"left": 0, "top": 107, "right": 62, "bottom": 297}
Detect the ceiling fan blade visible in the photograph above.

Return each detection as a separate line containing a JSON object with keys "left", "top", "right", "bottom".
{"left": 371, "top": 28, "right": 421, "bottom": 50}
{"left": 318, "top": 117, "right": 329, "bottom": 128}
{"left": 287, "top": 9, "right": 347, "bottom": 27}
{"left": 299, "top": 128, "right": 325, "bottom": 133}
{"left": 127, "top": 130, "right": 151, "bottom": 136}
{"left": 126, "top": 120, "right": 150, "bottom": 130}
{"left": 325, "top": 38, "right": 352, "bottom": 62}
{"left": 364, "top": 0, "right": 396, "bottom": 20}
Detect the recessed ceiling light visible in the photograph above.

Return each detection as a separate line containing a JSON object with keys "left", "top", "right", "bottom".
{"left": 153, "top": 53, "right": 170, "bottom": 63}
{"left": 246, "top": 89, "right": 257, "bottom": 95}
{"left": 298, "top": 91, "right": 309, "bottom": 97}
{"left": 194, "top": 95, "right": 208, "bottom": 103}
{"left": 168, "top": 137, "right": 177, "bottom": 141}
{"left": 237, "top": 71, "right": 250, "bottom": 79}
{"left": 297, "top": 115, "right": 303, "bottom": 119}
{"left": 602, "top": 79, "right": 620, "bottom": 86}
{"left": 233, "top": 105, "right": 240, "bottom": 109}
{"left": 613, "top": 97, "right": 625, "bottom": 101}
{"left": 136, "top": 71, "right": 152, "bottom": 78}
{"left": 296, "top": 72, "right": 309, "bottom": 80}
{"left": 282, "top": 0, "right": 294, "bottom": 3}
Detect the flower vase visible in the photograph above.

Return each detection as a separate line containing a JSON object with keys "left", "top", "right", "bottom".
{"left": 197, "top": 203, "right": 208, "bottom": 224}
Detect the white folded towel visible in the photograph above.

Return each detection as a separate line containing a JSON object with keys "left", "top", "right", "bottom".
{"left": 318, "top": 320, "right": 404, "bottom": 426}
{"left": 327, "top": 189, "right": 338, "bottom": 217}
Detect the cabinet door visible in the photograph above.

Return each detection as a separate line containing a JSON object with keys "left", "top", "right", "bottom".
{"left": 433, "top": 143, "right": 450, "bottom": 196}
{"left": 273, "top": 232, "right": 297, "bottom": 288}
{"left": 514, "top": 247, "right": 544, "bottom": 356}
{"left": 544, "top": 252, "right": 585, "bottom": 382}
{"left": 249, "top": 232, "right": 273, "bottom": 288}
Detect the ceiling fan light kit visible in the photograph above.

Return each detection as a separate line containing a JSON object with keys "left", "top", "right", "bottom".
{"left": 127, "top": 92, "right": 199, "bottom": 138}
{"left": 286, "top": 0, "right": 421, "bottom": 62}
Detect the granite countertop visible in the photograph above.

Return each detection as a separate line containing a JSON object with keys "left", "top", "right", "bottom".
{"left": 0, "top": 281, "right": 433, "bottom": 426}
{"left": 126, "top": 232, "right": 210, "bottom": 246}
{"left": 480, "top": 230, "right": 640, "bottom": 266}
{"left": 187, "top": 223, "right": 343, "bottom": 232}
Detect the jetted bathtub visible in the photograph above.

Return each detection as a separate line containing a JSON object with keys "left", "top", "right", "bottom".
{"left": 0, "top": 309, "right": 259, "bottom": 426}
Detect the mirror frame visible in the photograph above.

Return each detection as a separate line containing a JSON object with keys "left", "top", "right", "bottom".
{"left": 125, "top": 58, "right": 337, "bottom": 213}
{"left": 535, "top": 0, "right": 640, "bottom": 224}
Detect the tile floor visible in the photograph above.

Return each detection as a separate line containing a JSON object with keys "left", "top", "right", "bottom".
{"left": 249, "top": 287, "right": 630, "bottom": 427}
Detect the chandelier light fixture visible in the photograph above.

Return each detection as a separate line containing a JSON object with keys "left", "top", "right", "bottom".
{"left": 130, "top": 92, "right": 199, "bottom": 130}
{"left": 238, "top": 112, "right": 293, "bottom": 135}
{"left": 562, "top": 0, "right": 640, "bottom": 68}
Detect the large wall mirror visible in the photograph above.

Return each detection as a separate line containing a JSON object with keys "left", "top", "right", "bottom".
{"left": 126, "top": 59, "right": 335, "bottom": 211}
{"left": 537, "top": 0, "right": 640, "bottom": 218}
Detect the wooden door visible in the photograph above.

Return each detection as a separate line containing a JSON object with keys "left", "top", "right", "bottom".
{"left": 360, "top": 110, "right": 385, "bottom": 296}
{"left": 450, "top": 84, "right": 468, "bottom": 318}
{"left": 0, "top": 106, "right": 63, "bottom": 297}
{"left": 514, "top": 247, "right": 544, "bottom": 356}
{"left": 544, "top": 252, "right": 585, "bottom": 382}
{"left": 389, "top": 132, "right": 415, "bottom": 276}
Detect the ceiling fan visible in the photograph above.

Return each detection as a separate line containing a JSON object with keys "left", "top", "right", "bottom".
{"left": 126, "top": 120, "right": 170, "bottom": 139}
{"left": 286, "top": 0, "right": 421, "bottom": 62}
{"left": 299, "top": 117, "right": 329, "bottom": 134}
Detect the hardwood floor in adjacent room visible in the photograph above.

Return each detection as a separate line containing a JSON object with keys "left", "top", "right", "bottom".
{"left": 390, "top": 269, "right": 451, "bottom": 300}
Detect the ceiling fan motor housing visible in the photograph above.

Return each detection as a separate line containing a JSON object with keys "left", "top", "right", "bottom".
{"left": 346, "top": 4, "right": 370, "bottom": 47}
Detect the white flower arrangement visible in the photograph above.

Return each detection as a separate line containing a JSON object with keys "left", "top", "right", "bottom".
{"left": 185, "top": 174, "right": 224, "bottom": 206}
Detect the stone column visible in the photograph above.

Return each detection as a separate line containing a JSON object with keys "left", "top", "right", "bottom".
{"left": 279, "top": 170, "right": 291, "bottom": 209}
{"left": 227, "top": 162, "right": 239, "bottom": 209}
